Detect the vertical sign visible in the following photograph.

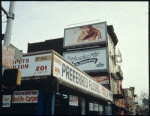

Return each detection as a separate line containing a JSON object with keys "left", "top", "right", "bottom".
{"left": 2, "top": 45, "right": 15, "bottom": 68}
{"left": 2, "top": 95, "right": 11, "bottom": 107}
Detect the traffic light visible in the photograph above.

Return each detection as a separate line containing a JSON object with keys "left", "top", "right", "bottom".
{"left": 3, "top": 69, "right": 22, "bottom": 87}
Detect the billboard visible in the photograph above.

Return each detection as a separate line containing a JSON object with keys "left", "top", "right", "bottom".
{"left": 92, "top": 75, "right": 109, "bottom": 84}
{"left": 63, "top": 47, "right": 109, "bottom": 72}
{"left": 53, "top": 54, "right": 113, "bottom": 101}
{"left": 12, "top": 90, "right": 39, "bottom": 103}
{"left": 64, "top": 22, "right": 107, "bottom": 48}
{"left": 2, "top": 45, "right": 15, "bottom": 68}
{"left": 10, "top": 53, "right": 52, "bottom": 77}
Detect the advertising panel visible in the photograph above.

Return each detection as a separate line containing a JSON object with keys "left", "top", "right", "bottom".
{"left": 10, "top": 53, "right": 52, "bottom": 77}
{"left": 64, "top": 22, "right": 107, "bottom": 48}
{"left": 12, "top": 90, "right": 39, "bottom": 103}
{"left": 89, "top": 102, "right": 94, "bottom": 111}
{"left": 69, "top": 95, "right": 78, "bottom": 106}
{"left": 92, "top": 75, "right": 109, "bottom": 84}
{"left": 2, "top": 45, "right": 15, "bottom": 68}
{"left": 63, "top": 47, "right": 108, "bottom": 72}
{"left": 2, "top": 95, "right": 11, "bottom": 107}
{"left": 53, "top": 54, "right": 113, "bottom": 101}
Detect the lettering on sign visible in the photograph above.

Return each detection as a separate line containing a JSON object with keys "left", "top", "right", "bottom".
{"left": 12, "top": 90, "right": 39, "bottom": 103}
{"left": 62, "top": 63, "right": 88, "bottom": 88}
{"left": 34, "top": 65, "right": 48, "bottom": 74}
{"left": 35, "top": 55, "right": 51, "bottom": 62}
{"left": 67, "top": 52, "right": 99, "bottom": 66}
{"left": 12, "top": 58, "right": 29, "bottom": 69}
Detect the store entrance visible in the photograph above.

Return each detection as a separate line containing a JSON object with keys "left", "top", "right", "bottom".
{"left": 10, "top": 104, "right": 38, "bottom": 115}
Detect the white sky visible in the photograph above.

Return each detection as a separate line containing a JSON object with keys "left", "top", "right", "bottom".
{"left": 2, "top": 1, "right": 148, "bottom": 104}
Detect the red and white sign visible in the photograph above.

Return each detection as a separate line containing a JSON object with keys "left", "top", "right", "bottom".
{"left": 10, "top": 53, "right": 52, "bottom": 77}
{"left": 92, "top": 75, "right": 109, "bottom": 84}
{"left": 2, "top": 45, "right": 15, "bottom": 68}
{"left": 2, "top": 95, "right": 11, "bottom": 107}
{"left": 12, "top": 90, "right": 39, "bottom": 103}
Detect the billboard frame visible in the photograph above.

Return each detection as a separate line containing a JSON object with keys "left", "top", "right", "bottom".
{"left": 63, "top": 47, "right": 109, "bottom": 73}
{"left": 63, "top": 21, "right": 107, "bottom": 48}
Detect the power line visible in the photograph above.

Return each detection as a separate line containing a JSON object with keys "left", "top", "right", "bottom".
{"left": 67, "top": 19, "right": 100, "bottom": 26}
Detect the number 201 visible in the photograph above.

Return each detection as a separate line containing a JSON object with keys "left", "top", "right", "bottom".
{"left": 36, "top": 65, "right": 47, "bottom": 71}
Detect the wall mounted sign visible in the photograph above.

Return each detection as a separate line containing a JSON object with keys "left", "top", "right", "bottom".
{"left": 12, "top": 90, "right": 39, "bottom": 103}
{"left": 63, "top": 47, "right": 109, "bottom": 72}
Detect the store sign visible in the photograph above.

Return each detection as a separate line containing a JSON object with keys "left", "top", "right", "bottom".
{"left": 9, "top": 53, "right": 52, "bottom": 77}
{"left": 2, "top": 95, "right": 11, "bottom": 107}
{"left": 64, "top": 22, "right": 107, "bottom": 47}
{"left": 89, "top": 103, "right": 94, "bottom": 111}
{"left": 63, "top": 48, "right": 108, "bottom": 72}
{"left": 12, "top": 90, "right": 39, "bottom": 103}
{"left": 69, "top": 95, "right": 78, "bottom": 106}
{"left": 2, "top": 45, "right": 15, "bottom": 68}
{"left": 94, "top": 103, "right": 99, "bottom": 111}
{"left": 53, "top": 54, "right": 113, "bottom": 101}
{"left": 92, "top": 75, "right": 109, "bottom": 84}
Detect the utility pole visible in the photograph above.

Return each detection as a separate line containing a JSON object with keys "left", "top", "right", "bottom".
{"left": 1, "top": 1, "right": 16, "bottom": 112}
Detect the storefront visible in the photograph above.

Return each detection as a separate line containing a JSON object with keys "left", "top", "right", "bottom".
{"left": 2, "top": 50, "right": 113, "bottom": 115}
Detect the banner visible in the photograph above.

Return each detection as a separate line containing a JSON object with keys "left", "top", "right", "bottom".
{"left": 64, "top": 22, "right": 107, "bottom": 47}
{"left": 63, "top": 47, "right": 108, "bottom": 72}
{"left": 69, "top": 95, "right": 78, "bottom": 106}
{"left": 12, "top": 90, "right": 39, "bottom": 103}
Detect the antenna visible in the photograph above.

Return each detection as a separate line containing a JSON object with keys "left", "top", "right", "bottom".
{"left": 67, "top": 19, "right": 100, "bottom": 26}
